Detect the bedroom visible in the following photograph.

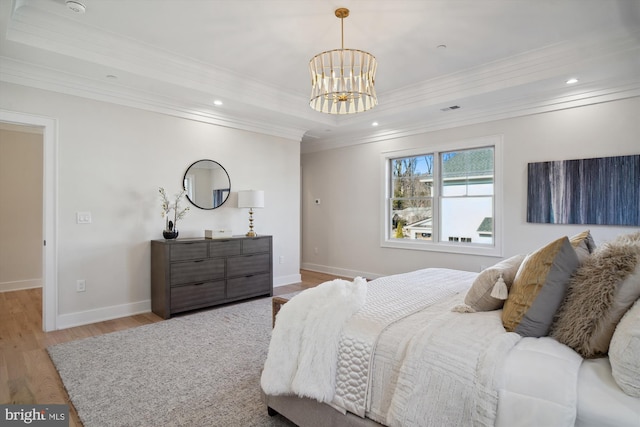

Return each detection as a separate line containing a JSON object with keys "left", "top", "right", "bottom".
{"left": 1, "top": 0, "right": 639, "bottom": 426}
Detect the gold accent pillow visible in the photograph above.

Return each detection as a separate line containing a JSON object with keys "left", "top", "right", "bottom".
{"left": 502, "top": 236, "right": 579, "bottom": 336}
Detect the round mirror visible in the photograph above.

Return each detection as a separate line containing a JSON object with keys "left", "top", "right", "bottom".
{"left": 183, "top": 159, "right": 231, "bottom": 209}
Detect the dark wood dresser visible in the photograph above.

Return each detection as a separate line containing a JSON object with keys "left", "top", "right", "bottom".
{"left": 151, "top": 236, "right": 273, "bottom": 319}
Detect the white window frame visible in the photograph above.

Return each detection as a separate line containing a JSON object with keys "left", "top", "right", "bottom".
{"left": 380, "top": 135, "right": 503, "bottom": 257}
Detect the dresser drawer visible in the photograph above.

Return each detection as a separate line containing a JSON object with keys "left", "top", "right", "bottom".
{"left": 242, "top": 238, "right": 271, "bottom": 254}
{"left": 170, "top": 258, "right": 224, "bottom": 285}
{"left": 170, "top": 281, "right": 225, "bottom": 312}
{"left": 170, "top": 242, "right": 208, "bottom": 261}
{"left": 227, "top": 273, "right": 271, "bottom": 299}
{"left": 152, "top": 236, "right": 272, "bottom": 319}
{"left": 227, "top": 254, "right": 270, "bottom": 277}
{"left": 209, "top": 239, "right": 241, "bottom": 258}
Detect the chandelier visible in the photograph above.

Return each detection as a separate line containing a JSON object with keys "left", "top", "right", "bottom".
{"left": 309, "top": 8, "right": 378, "bottom": 114}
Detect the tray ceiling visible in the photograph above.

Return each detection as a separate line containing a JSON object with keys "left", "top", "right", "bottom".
{"left": 1, "top": 0, "right": 639, "bottom": 151}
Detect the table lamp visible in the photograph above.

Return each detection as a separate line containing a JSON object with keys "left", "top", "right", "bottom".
{"left": 238, "top": 190, "right": 264, "bottom": 237}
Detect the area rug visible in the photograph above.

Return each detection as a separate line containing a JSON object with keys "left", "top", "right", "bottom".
{"left": 47, "top": 297, "right": 294, "bottom": 427}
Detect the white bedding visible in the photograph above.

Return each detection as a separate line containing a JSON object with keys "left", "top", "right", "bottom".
{"left": 496, "top": 337, "right": 583, "bottom": 427}
{"left": 576, "top": 358, "right": 640, "bottom": 427}
{"left": 262, "top": 267, "right": 640, "bottom": 427}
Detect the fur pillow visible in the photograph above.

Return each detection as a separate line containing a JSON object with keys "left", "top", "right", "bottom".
{"left": 609, "top": 299, "right": 640, "bottom": 397}
{"left": 502, "top": 236, "right": 579, "bottom": 337}
{"left": 458, "top": 254, "right": 526, "bottom": 312}
{"left": 551, "top": 232, "right": 640, "bottom": 358}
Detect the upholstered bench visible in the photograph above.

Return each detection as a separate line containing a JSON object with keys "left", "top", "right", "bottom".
{"left": 271, "top": 296, "right": 289, "bottom": 327}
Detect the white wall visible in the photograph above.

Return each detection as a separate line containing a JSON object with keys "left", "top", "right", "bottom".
{"left": 0, "top": 82, "right": 301, "bottom": 326}
{"left": 301, "top": 97, "right": 640, "bottom": 279}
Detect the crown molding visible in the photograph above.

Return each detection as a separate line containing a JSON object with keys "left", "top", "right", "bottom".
{"left": 7, "top": 1, "right": 320, "bottom": 125}
{"left": 301, "top": 79, "right": 640, "bottom": 153}
{"left": 0, "top": 57, "right": 308, "bottom": 141}
{"left": 369, "top": 30, "right": 640, "bottom": 118}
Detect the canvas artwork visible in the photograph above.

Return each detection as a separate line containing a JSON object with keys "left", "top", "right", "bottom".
{"left": 527, "top": 154, "right": 640, "bottom": 225}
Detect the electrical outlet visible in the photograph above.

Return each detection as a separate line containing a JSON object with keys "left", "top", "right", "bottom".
{"left": 76, "top": 279, "right": 86, "bottom": 292}
{"left": 76, "top": 212, "right": 92, "bottom": 224}
{"left": 279, "top": 256, "right": 285, "bottom": 264}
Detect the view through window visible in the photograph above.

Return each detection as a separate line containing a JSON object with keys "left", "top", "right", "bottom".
{"left": 389, "top": 146, "right": 494, "bottom": 246}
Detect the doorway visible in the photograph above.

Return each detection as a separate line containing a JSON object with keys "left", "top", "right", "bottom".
{"left": 0, "top": 110, "right": 57, "bottom": 331}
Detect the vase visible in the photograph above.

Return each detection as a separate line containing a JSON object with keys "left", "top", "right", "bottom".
{"left": 163, "top": 230, "right": 179, "bottom": 239}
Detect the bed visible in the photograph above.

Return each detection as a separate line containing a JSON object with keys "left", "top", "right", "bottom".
{"left": 261, "top": 231, "right": 640, "bottom": 426}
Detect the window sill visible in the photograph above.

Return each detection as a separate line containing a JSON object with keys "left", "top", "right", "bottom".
{"left": 381, "top": 238, "right": 502, "bottom": 257}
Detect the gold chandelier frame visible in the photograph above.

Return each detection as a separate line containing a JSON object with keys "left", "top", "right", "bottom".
{"left": 309, "top": 8, "right": 378, "bottom": 114}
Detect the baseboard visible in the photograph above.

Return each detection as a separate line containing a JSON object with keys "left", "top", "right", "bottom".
{"left": 56, "top": 300, "right": 151, "bottom": 330}
{"left": 0, "top": 278, "right": 42, "bottom": 293}
{"left": 55, "top": 274, "right": 301, "bottom": 329}
{"left": 274, "top": 273, "right": 302, "bottom": 287}
{"left": 300, "top": 263, "right": 382, "bottom": 281}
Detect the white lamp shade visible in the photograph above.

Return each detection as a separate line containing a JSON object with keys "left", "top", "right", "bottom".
{"left": 238, "top": 190, "right": 264, "bottom": 208}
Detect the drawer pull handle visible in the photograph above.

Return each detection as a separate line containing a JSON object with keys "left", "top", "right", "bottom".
{"left": 193, "top": 282, "right": 205, "bottom": 286}
{"left": 246, "top": 274, "right": 255, "bottom": 278}
{"left": 194, "top": 259, "right": 204, "bottom": 263}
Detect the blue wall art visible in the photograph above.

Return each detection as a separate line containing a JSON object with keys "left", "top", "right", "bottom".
{"left": 527, "top": 154, "right": 640, "bottom": 225}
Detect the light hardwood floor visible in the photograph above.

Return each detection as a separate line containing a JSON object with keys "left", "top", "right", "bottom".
{"left": 0, "top": 269, "right": 341, "bottom": 427}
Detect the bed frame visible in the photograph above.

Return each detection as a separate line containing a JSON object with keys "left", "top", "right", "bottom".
{"left": 264, "top": 393, "right": 384, "bottom": 427}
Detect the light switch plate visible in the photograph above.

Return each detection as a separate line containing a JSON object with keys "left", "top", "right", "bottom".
{"left": 76, "top": 211, "right": 92, "bottom": 224}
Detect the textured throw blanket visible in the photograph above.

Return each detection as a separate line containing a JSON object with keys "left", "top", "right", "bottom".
{"left": 382, "top": 315, "right": 582, "bottom": 427}
{"left": 260, "top": 277, "right": 367, "bottom": 401}
{"left": 332, "top": 268, "right": 475, "bottom": 415}
{"left": 385, "top": 309, "right": 520, "bottom": 426}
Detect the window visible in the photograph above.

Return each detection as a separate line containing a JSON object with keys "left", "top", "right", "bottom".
{"left": 382, "top": 136, "right": 502, "bottom": 256}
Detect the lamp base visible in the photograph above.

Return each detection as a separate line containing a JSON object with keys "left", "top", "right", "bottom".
{"left": 245, "top": 208, "right": 258, "bottom": 237}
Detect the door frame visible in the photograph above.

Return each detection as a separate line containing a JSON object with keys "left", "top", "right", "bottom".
{"left": 1, "top": 109, "right": 57, "bottom": 331}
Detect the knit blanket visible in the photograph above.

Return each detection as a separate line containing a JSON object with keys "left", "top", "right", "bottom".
{"left": 331, "top": 268, "right": 476, "bottom": 416}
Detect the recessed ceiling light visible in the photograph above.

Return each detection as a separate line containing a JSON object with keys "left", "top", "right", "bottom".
{"left": 66, "top": 1, "right": 86, "bottom": 14}
{"left": 106, "top": 75, "right": 117, "bottom": 79}
{"left": 566, "top": 78, "right": 579, "bottom": 84}
{"left": 213, "top": 100, "right": 223, "bottom": 106}
{"left": 372, "top": 122, "right": 379, "bottom": 127}
{"left": 437, "top": 44, "right": 447, "bottom": 49}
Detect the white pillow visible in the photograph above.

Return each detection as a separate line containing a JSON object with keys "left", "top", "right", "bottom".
{"left": 609, "top": 299, "right": 640, "bottom": 397}
{"left": 459, "top": 254, "right": 526, "bottom": 312}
